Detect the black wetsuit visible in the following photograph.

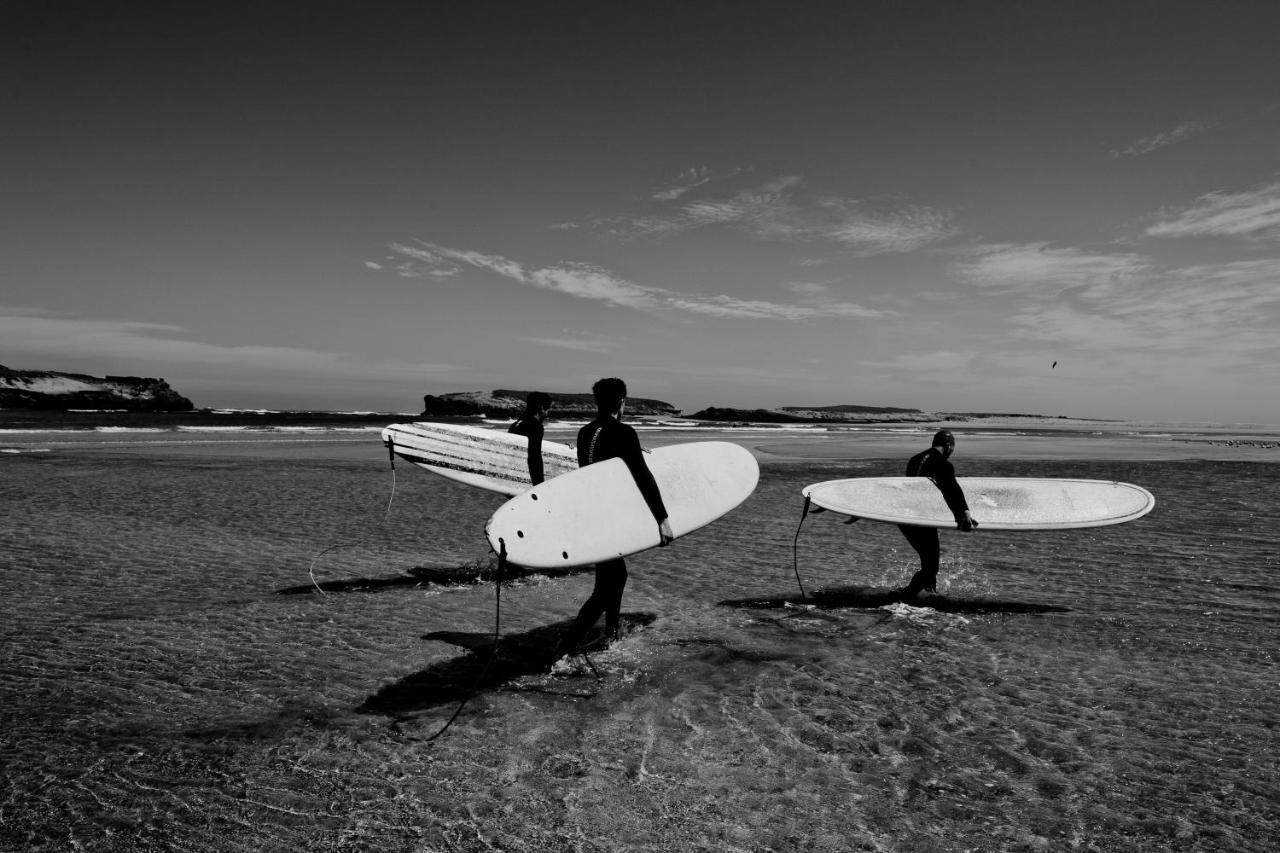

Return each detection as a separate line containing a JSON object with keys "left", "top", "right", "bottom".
{"left": 508, "top": 416, "right": 545, "bottom": 485}
{"left": 898, "top": 447, "right": 970, "bottom": 596}
{"left": 565, "top": 416, "right": 668, "bottom": 643}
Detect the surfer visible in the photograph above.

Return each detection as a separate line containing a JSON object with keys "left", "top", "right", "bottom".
{"left": 508, "top": 391, "right": 552, "bottom": 485}
{"left": 895, "top": 429, "right": 978, "bottom": 601}
{"left": 562, "top": 377, "right": 674, "bottom": 649}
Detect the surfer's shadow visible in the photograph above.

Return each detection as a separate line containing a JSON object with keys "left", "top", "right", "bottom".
{"left": 275, "top": 562, "right": 592, "bottom": 595}
{"left": 358, "top": 613, "right": 657, "bottom": 716}
{"left": 719, "top": 585, "right": 1071, "bottom": 616}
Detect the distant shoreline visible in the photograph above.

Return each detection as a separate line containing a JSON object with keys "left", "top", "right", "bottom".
{"left": 3, "top": 408, "right": 1278, "bottom": 462}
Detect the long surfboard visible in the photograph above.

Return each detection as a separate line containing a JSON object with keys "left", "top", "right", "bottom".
{"left": 486, "top": 441, "right": 759, "bottom": 568}
{"left": 802, "top": 477, "right": 1154, "bottom": 530}
{"left": 381, "top": 422, "right": 577, "bottom": 496}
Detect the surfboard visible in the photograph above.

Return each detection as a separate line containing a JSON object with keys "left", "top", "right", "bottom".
{"left": 801, "top": 477, "right": 1155, "bottom": 530}
{"left": 381, "top": 422, "right": 578, "bottom": 496}
{"left": 485, "top": 441, "right": 759, "bottom": 568}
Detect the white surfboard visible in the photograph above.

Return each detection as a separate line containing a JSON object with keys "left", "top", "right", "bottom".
{"left": 802, "top": 477, "right": 1154, "bottom": 531}
{"left": 486, "top": 441, "right": 759, "bottom": 568}
{"left": 381, "top": 422, "right": 577, "bottom": 496}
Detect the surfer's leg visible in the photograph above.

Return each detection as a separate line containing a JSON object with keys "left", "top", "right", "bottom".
{"left": 600, "top": 558, "right": 628, "bottom": 637}
{"left": 566, "top": 559, "right": 627, "bottom": 646}
{"left": 897, "top": 525, "right": 939, "bottom": 597}
{"left": 566, "top": 569, "right": 606, "bottom": 644}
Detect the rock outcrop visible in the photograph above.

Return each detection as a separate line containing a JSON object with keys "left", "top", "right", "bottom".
{"left": 689, "top": 404, "right": 935, "bottom": 423}
{"left": 421, "top": 389, "right": 679, "bottom": 418}
{"left": 0, "top": 365, "right": 195, "bottom": 412}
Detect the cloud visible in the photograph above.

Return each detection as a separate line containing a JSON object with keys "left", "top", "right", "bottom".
{"left": 782, "top": 281, "right": 833, "bottom": 298}
{"left": 0, "top": 309, "right": 458, "bottom": 380}
{"left": 651, "top": 166, "right": 718, "bottom": 201}
{"left": 863, "top": 350, "right": 976, "bottom": 372}
{"left": 1112, "top": 119, "right": 1216, "bottom": 157}
{"left": 956, "top": 243, "right": 1150, "bottom": 294}
{"left": 575, "top": 175, "right": 956, "bottom": 255}
{"left": 522, "top": 330, "right": 615, "bottom": 353}
{"left": 1000, "top": 258, "right": 1280, "bottom": 367}
{"left": 388, "top": 241, "right": 887, "bottom": 321}
{"left": 1145, "top": 180, "right": 1280, "bottom": 241}
{"left": 527, "top": 262, "right": 661, "bottom": 311}
{"left": 951, "top": 243, "right": 1280, "bottom": 382}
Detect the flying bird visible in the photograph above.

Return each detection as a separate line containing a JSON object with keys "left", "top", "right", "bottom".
{"left": 1052, "top": 361, "right": 1058, "bottom": 369}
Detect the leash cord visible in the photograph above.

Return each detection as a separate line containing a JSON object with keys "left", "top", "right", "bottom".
{"left": 423, "top": 540, "right": 506, "bottom": 742}
{"left": 308, "top": 461, "right": 398, "bottom": 595}
{"left": 792, "top": 496, "right": 811, "bottom": 600}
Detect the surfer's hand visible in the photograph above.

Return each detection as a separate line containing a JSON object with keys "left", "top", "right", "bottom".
{"left": 658, "top": 519, "right": 674, "bottom": 546}
{"left": 959, "top": 514, "right": 978, "bottom": 532}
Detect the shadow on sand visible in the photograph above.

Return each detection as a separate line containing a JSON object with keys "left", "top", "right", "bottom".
{"left": 719, "top": 585, "right": 1070, "bottom": 615}
{"left": 276, "top": 562, "right": 592, "bottom": 595}
{"left": 359, "top": 613, "right": 657, "bottom": 716}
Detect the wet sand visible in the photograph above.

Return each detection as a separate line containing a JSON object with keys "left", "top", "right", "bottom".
{"left": 2, "top": 426, "right": 1278, "bottom": 851}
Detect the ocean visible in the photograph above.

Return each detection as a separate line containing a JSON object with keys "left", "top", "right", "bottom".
{"left": 1, "top": 418, "right": 1277, "bottom": 852}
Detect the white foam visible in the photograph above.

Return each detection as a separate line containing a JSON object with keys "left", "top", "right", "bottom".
{"left": 177, "top": 425, "right": 250, "bottom": 432}
{"left": 93, "top": 427, "right": 167, "bottom": 433}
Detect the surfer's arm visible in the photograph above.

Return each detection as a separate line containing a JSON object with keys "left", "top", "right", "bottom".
{"left": 620, "top": 430, "right": 669, "bottom": 526}
{"left": 932, "top": 463, "right": 976, "bottom": 530}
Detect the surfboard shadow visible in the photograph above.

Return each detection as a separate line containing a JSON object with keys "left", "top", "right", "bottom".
{"left": 719, "top": 585, "right": 1071, "bottom": 615}
{"left": 276, "top": 562, "right": 593, "bottom": 595}
{"left": 358, "top": 613, "right": 656, "bottom": 716}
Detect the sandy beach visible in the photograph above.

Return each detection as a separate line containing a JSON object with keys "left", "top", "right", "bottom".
{"left": 2, "top": 423, "right": 1277, "bottom": 851}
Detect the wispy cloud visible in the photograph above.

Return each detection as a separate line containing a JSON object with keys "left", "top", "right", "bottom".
{"left": 650, "top": 166, "right": 744, "bottom": 201}
{"left": 951, "top": 242, "right": 1280, "bottom": 380}
{"left": 0, "top": 309, "right": 459, "bottom": 380}
{"left": 864, "top": 350, "right": 976, "bottom": 372}
{"left": 1112, "top": 119, "right": 1216, "bottom": 157}
{"left": 1145, "top": 180, "right": 1280, "bottom": 241}
{"left": 956, "top": 243, "right": 1150, "bottom": 295}
{"left": 1001, "top": 258, "right": 1280, "bottom": 367}
{"left": 522, "top": 330, "right": 615, "bottom": 353}
{"left": 576, "top": 175, "right": 956, "bottom": 255}
{"left": 389, "top": 241, "right": 887, "bottom": 321}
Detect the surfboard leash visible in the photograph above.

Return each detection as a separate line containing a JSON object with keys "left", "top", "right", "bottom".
{"left": 791, "top": 496, "right": 811, "bottom": 600}
{"left": 306, "top": 440, "right": 400, "bottom": 594}
{"left": 423, "top": 539, "right": 508, "bottom": 742}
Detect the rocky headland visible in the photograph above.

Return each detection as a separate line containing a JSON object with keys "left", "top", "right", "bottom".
{"left": 420, "top": 391, "right": 1091, "bottom": 425}
{"left": 420, "top": 390, "right": 680, "bottom": 418}
{"left": 688, "top": 404, "right": 937, "bottom": 423}
{"left": 0, "top": 365, "right": 194, "bottom": 412}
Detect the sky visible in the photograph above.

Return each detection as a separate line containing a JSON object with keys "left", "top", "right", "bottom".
{"left": 4, "top": 1, "right": 1279, "bottom": 423}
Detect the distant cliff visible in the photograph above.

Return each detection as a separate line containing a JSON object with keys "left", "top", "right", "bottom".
{"left": 689, "top": 404, "right": 936, "bottom": 423}
{"left": 421, "top": 389, "right": 679, "bottom": 418}
{"left": 417, "top": 391, "right": 1077, "bottom": 423}
{"left": 0, "top": 365, "right": 194, "bottom": 412}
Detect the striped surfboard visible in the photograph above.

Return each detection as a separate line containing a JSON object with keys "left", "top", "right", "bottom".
{"left": 381, "top": 421, "right": 578, "bottom": 496}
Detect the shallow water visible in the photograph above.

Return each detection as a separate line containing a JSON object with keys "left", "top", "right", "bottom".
{"left": 1, "top": 439, "right": 1277, "bottom": 852}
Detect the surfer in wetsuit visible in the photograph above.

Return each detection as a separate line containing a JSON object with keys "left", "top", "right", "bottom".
{"left": 895, "top": 429, "right": 978, "bottom": 601}
{"left": 508, "top": 391, "right": 552, "bottom": 485}
{"left": 562, "top": 378, "right": 673, "bottom": 649}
